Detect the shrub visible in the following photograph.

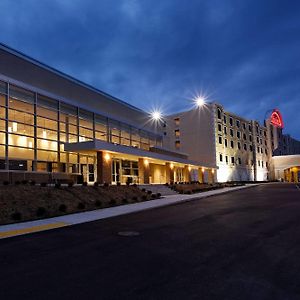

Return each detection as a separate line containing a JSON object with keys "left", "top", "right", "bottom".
{"left": 59, "top": 204, "right": 67, "bottom": 213}
{"left": 133, "top": 183, "right": 137, "bottom": 187}
{"left": 147, "top": 190, "right": 152, "bottom": 195}
{"left": 141, "top": 188, "right": 146, "bottom": 192}
{"left": 14, "top": 181, "right": 21, "bottom": 185}
{"left": 11, "top": 212, "right": 22, "bottom": 221}
{"left": 21, "top": 180, "right": 28, "bottom": 185}
{"left": 117, "top": 182, "right": 121, "bottom": 186}
{"left": 157, "top": 193, "right": 161, "bottom": 198}
{"left": 36, "top": 207, "right": 46, "bottom": 217}
{"left": 41, "top": 182, "right": 47, "bottom": 187}
{"left": 151, "top": 193, "right": 157, "bottom": 199}
{"left": 122, "top": 198, "right": 128, "bottom": 204}
{"left": 3, "top": 181, "right": 9, "bottom": 185}
{"left": 30, "top": 180, "right": 36, "bottom": 186}
{"left": 104, "top": 182, "right": 109, "bottom": 187}
{"left": 55, "top": 183, "right": 61, "bottom": 188}
{"left": 93, "top": 182, "right": 99, "bottom": 187}
{"left": 82, "top": 182, "right": 88, "bottom": 186}
{"left": 109, "top": 199, "right": 116, "bottom": 206}
{"left": 132, "top": 196, "right": 138, "bottom": 202}
{"left": 77, "top": 202, "right": 85, "bottom": 210}
{"left": 68, "top": 182, "right": 74, "bottom": 187}
{"left": 95, "top": 200, "right": 102, "bottom": 207}
{"left": 126, "top": 181, "right": 130, "bottom": 186}
{"left": 142, "top": 195, "right": 147, "bottom": 201}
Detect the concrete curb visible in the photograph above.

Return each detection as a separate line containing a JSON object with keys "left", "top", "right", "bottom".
{"left": 0, "top": 184, "right": 259, "bottom": 239}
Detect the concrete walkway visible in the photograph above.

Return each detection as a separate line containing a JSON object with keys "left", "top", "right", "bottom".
{"left": 0, "top": 184, "right": 259, "bottom": 239}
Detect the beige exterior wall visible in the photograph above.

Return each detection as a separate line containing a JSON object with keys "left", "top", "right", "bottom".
{"left": 164, "top": 104, "right": 216, "bottom": 168}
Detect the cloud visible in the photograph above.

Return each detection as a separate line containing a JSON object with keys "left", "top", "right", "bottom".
{"left": 0, "top": 0, "right": 299, "bottom": 138}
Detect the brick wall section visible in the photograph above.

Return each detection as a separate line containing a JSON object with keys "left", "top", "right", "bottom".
{"left": 97, "top": 151, "right": 112, "bottom": 184}
{"left": 138, "top": 158, "right": 150, "bottom": 184}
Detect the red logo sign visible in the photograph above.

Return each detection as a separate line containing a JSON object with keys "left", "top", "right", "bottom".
{"left": 270, "top": 109, "right": 284, "bottom": 129}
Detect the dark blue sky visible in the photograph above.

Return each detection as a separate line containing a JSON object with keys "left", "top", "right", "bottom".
{"left": 1, "top": 0, "right": 300, "bottom": 138}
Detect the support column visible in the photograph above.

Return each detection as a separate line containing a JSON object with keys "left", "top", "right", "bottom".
{"left": 96, "top": 151, "right": 112, "bottom": 184}
{"left": 184, "top": 165, "right": 191, "bottom": 183}
{"left": 198, "top": 168, "right": 204, "bottom": 183}
{"left": 208, "top": 169, "right": 215, "bottom": 184}
{"left": 165, "top": 162, "right": 175, "bottom": 184}
{"left": 138, "top": 158, "right": 150, "bottom": 184}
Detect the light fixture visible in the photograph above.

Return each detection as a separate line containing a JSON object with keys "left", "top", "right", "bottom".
{"left": 144, "top": 159, "right": 149, "bottom": 166}
{"left": 151, "top": 110, "right": 162, "bottom": 121}
{"left": 188, "top": 166, "right": 191, "bottom": 171}
{"left": 202, "top": 167, "right": 205, "bottom": 172}
{"left": 170, "top": 163, "right": 174, "bottom": 169}
{"left": 12, "top": 122, "right": 18, "bottom": 132}
{"left": 212, "top": 169, "right": 215, "bottom": 174}
{"left": 104, "top": 153, "right": 110, "bottom": 161}
{"left": 195, "top": 96, "right": 205, "bottom": 107}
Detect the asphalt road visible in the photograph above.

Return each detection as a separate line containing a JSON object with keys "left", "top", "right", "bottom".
{"left": 1, "top": 183, "right": 300, "bottom": 300}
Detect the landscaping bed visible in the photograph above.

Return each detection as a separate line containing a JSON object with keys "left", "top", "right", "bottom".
{"left": 169, "top": 182, "right": 245, "bottom": 194}
{"left": 0, "top": 184, "right": 160, "bottom": 225}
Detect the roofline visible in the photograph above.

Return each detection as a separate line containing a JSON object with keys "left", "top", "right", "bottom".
{"left": 0, "top": 42, "right": 145, "bottom": 113}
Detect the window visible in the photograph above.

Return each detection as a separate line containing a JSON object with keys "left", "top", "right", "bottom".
{"left": 217, "top": 109, "right": 222, "bottom": 119}
{"left": 238, "top": 157, "right": 241, "bottom": 165}
{"left": 261, "top": 148, "right": 263, "bottom": 154}
{"left": 224, "top": 127, "right": 227, "bottom": 135}
{"left": 218, "top": 136, "right": 222, "bottom": 144}
{"left": 243, "top": 123, "right": 246, "bottom": 130}
{"left": 244, "top": 144, "right": 247, "bottom": 151}
{"left": 237, "top": 131, "right": 241, "bottom": 139}
{"left": 231, "top": 157, "right": 235, "bottom": 164}
{"left": 229, "top": 117, "right": 233, "bottom": 126}
{"left": 249, "top": 124, "right": 252, "bottom": 131}
{"left": 224, "top": 139, "right": 228, "bottom": 147}
{"left": 238, "top": 142, "right": 241, "bottom": 150}
{"left": 219, "top": 154, "right": 223, "bottom": 162}
{"left": 230, "top": 129, "right": 233, "bottom": 137}
{"left": 243, "top": 133, "right": 246, "bottom": 140}
{"left": 236, "top": 120, "right": 240, "bottom": 128}
{"left": 266, "top": 162, "right": 268, "bottom": 168}
{"left": 257, "top": 137, "right": 259, "bottom": 143}
{"left": 262, "top": 161, "right": 264, "bottom": 168}
{"left": 258, "top": 161, "right": 260, "bottom": 167}
{"left": 225, "top": 156, "right": 228, "bottom": 164}
{"left": 249, "top": 135, "right": 252, "bottom": 142}
{"left": 174, "top": 129, "right": 180, "bottom": 137}
{"left": 256, "top": 126, "right": 259, "bottom": 134}
{"left": 223, "top": 115, "right": 227, "bottom": 124}
{"left": 230, "top": 140, "right": 234, "bottom": 148}
{"left": 175, "top": 140, "right": 180, "bottom": 149}
{"left": 250, "top": 145, "right": 253, "bottom": 151}
{"left": 265, "top": 149, "right": 268, "bottom": 155}
{"left": 257, "top": 147, "right": 260, "bottom": 153}
{"left": 218, "top": 124, "right": 222, "bottom": 132}
{"left": 174, "top": 118, "right": 180, "bottom": 126}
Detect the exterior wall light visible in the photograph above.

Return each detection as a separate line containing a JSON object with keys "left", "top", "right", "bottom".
{"left": 170, "top": 163, "right": 174, "bottom": 169}
{"left": 144, "top": 159, "right": 149, "bottom": 166}
{"left": 104, "top": 153, "right": 111, "bottom": 161}
{"left": 202, "top": 167, "right": 205, "bottom": 172}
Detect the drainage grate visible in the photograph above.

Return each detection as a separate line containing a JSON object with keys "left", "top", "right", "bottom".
{"left": 118, "top": 231, "right": 140, "bottom": 237}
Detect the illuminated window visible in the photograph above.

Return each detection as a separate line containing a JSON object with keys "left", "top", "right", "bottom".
{"left": 175, "top": 129, "right": 180, "bottom": 137}
{"left": 175, "top": 140, "right": 180, "bottom": 149}
{"left": 174, "top": 118, "right": 180, "bottom": 126}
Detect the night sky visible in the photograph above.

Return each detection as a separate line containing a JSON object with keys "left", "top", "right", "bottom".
{"left": 1, "top": 0, "right": 299, "bottom": 138}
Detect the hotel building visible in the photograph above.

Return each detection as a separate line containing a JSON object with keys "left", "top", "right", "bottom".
{"left": 0, "top": 43, "right": 215, "bottom": 184}
{"left": 165, "top": 103, "right": 300, "bottom": 182}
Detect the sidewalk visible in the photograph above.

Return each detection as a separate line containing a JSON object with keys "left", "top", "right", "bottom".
{"left": 0, "top": 184, "right": 259, "bottom": 239}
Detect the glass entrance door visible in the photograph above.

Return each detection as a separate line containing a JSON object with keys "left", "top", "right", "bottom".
{"left": 112, "top": 159, "right": 121, "bottom": 184}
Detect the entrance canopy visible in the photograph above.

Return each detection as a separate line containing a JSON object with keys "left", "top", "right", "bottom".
{"left": 272, "top": 155, "right": 300, "bottom": 182}
{"left": 65, "top": 139, "right": 216, "bottom": 169}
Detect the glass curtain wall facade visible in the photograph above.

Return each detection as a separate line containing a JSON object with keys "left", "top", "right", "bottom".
{"left": 0, "top": 80, "right": 162, "bottom": 181}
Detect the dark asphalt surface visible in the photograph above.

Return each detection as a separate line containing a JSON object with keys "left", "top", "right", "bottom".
{"left": 1, "top": 183, "right": 300, "bottom": 300}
